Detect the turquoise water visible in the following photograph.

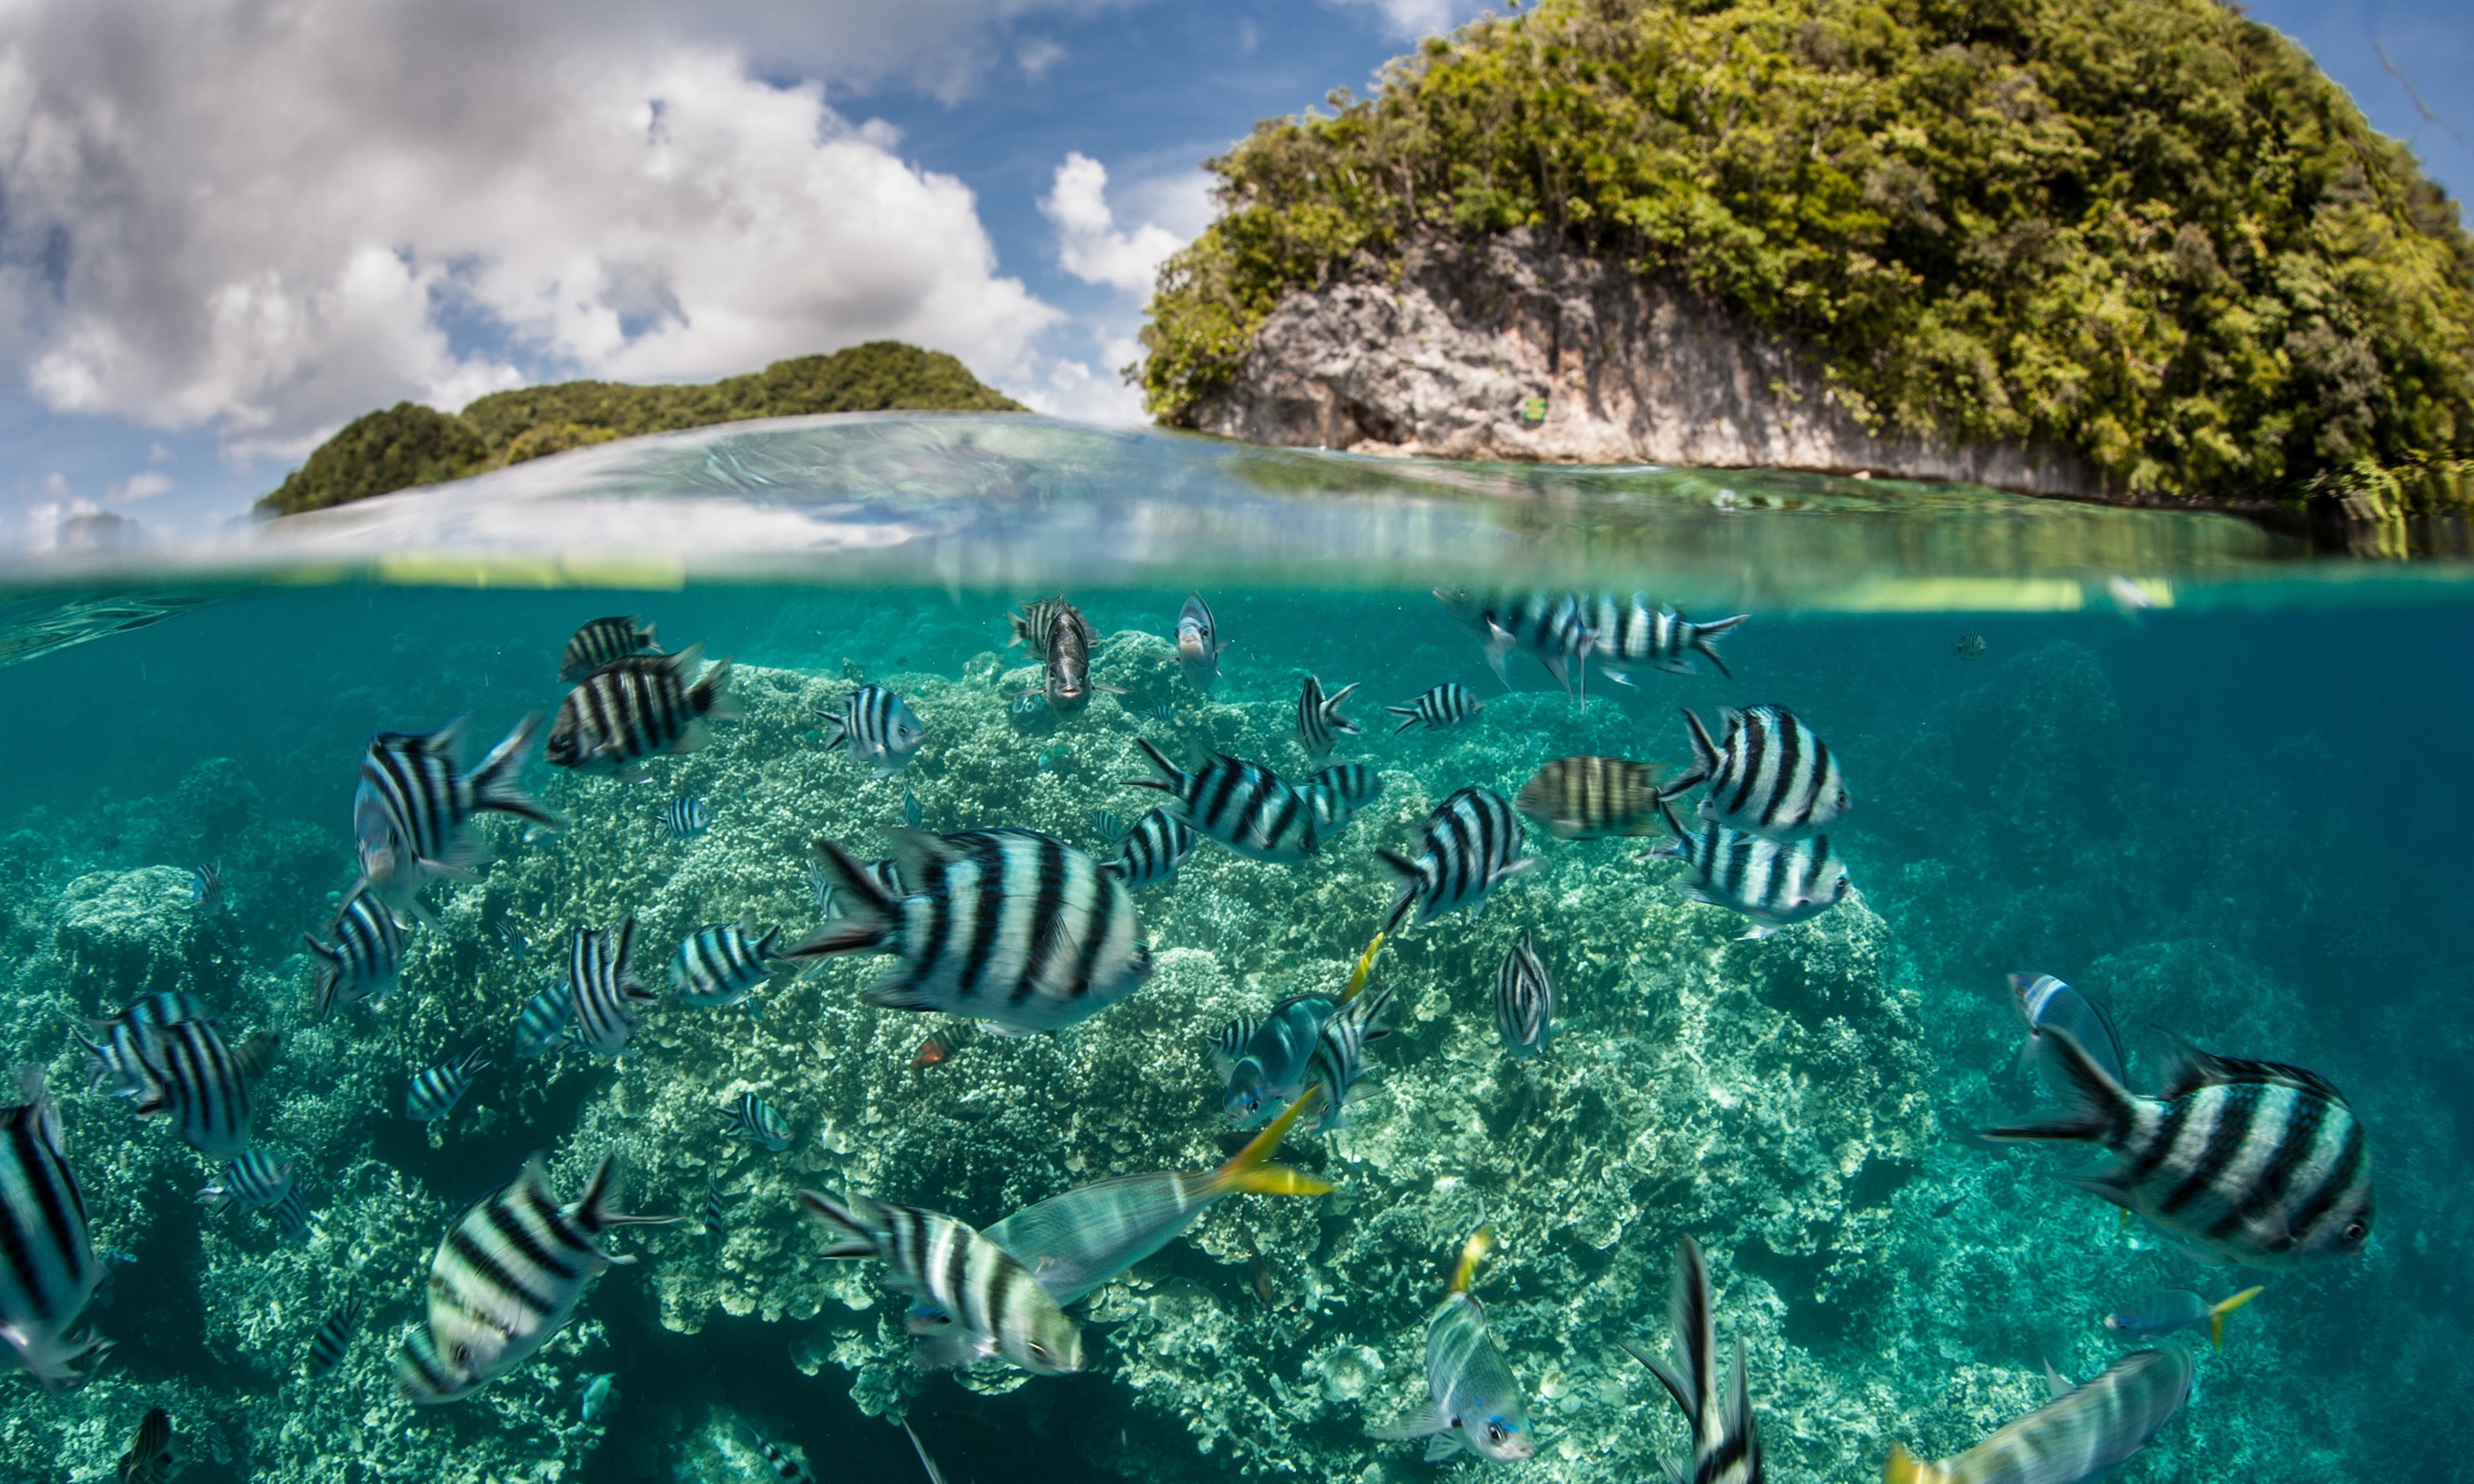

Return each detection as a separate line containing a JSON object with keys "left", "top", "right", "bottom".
{"left": 0, "top": 416, "right": 2467, "bottom": 1483}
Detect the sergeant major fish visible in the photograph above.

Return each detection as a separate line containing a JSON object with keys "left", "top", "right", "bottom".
{"left": 198, "top": 1147, "right": 293, "bottom": 1215}
{"left": 725, "top": 1093, "right": 792, "bottom": 1152}
{"left": 1041, "top": 600, "right": 1111, "bottom": 716}
{"left": 567, "top": 919, "right": 656, "bottom": 1055}
{"left": 1174, "top": 592, "right": 1229, "bottom": 690}
{"left": 0, "top": 1069, "right": 107, "bottom": 1389}
{"left": 662, "top": 796, "right": 710, "bottom": 840}
{"left": 306, "top": 1297, "right": 362, "bottom": 1380}
{"left": 672, "top": 926, "right": 781, "bottom": 1011}
{"left": 1006, "top": 595, "right": 1071, "bottom": 660}
{"left": 406, "top": 1048, "right": 490, "bottom": 1122}
{"left": 1302, "top": 763, "right": 1384, "bottom": 829}
{"left": 1664, "top": 705, "right": 1848, "bottom": 840}
{"left": 559, "top": 616, "right": 662, "bottom": 681}
{"left": 1370, "top": 1228, "right": 1534, "bottom": 1462}
{"left": 1434, "top": 589, "right": 1596, "bottom": 703}
{"left": 116, "top": 1408, "right": 173, "bottom": 1484}
{"left": 1124, "top": 739, "right": 1322, "bottom": 863}
{"left": 1647, "top": 803, "right": 1848, "bottom": 940}
{"left": 1885, "top": 1349, "right": 2192, "bottom": 1484}
{"left": 305, "top": 890, "right": 404, "bottom": 1021}
{"left": 1493, "top": 931, "right": 1552, "bottom": 1057}
{"left": 1385, "top": 683, "right": 1482, "bottom": 734}
{"left": 1514, "top": 755, "right": 1666, "bottom": 840}
{"left": 1586, "top": 595, "right": 1746, "bottom": 684}
{"left": 818, "top": 685, "right": 926, "bottom": 775}
{"left": 353, "top": 714, "right": 558, "bottom": 915}
{"left": 1295, "top": 675, "right": 1361, "bottom": 759}
{"left": 1094, "top": 807, "right": 1197, "bottom": 891}
{"left": 125, "top": 1019, "right": 274, "bottom": 1160}
{"left": 2103, "top": 1286, "right": 2262, "bottom": 1351}
{"left": 189, "top": 863, "right": 223, "bottom": 912}
{"left": 80, "top": 991, "right": 213, "bottom": 1096}
{"left": 1620, "top": 1236, "right": 1764, "bottom": 1484}
{"left": 1379, "top": 787, "right": 1531, "bottom": 934}
{"left": 797, "top": 1190, "right": 1081, "bottom": 1374}
{"left": 546, "top": 645, "right": 737, "bottom": 776}
{"left": 511, "top": 981, "right": 573, "bottom": 1059}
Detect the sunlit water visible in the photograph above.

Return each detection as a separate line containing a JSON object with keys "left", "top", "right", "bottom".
{"left": 0, "top": 415, "right": 2466, "bottom": 1484}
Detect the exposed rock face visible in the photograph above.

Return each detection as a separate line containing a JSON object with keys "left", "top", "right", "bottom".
{"left": 1190, "top": 229, "right": 2110, "bottom": 498}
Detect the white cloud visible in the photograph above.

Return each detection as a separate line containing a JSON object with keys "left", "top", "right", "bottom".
{"left": 1017, "top": 37, "right": 1066, "bottom": 80}
{"left": 107, "top": 470, "right": 174, "bottom": 504}
{"left": 1327, "top": 0, "right": 1488, "bottom": 40}
{"left": 0, "top": 1, "right": 1075, "bottom": 459}
{"left": 1040, "top": 153, "right": 1188, "bottom": 299}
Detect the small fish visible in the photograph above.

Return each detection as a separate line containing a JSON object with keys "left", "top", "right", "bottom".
{"left": 406, "top": 1047, "right": 490, "bottom": 1122}
{"left": 903, "top": 786, "right": 923, "bottom": 828}
{"left": 1302, "top": 762, "right": 1384, "bottom": 829}
{"left": 581, "top": 1371, "right": 619, "bottom": 1423}
{"left": 1587, "top": 594, "right": 1746, "bottom": 684}
{"left": 1006, "top": 594, "right": 1070, "bottom": 659}
{"left": 1036, "top": 746, "right": 1061, "bottom": 772}
{"left": 1930, "top": 1195, "right": 1963, "bottom": 1220}
{"left": 1369, "top": 1228, "right": 1534, "bottom": 1462}
{"left": 2009, "top": 973, "right": 2129, "bottom": 1094}
{"left": 1173, "top": 592, "right": 1228, "bottom": 689}
{"left": 1663, "top": 705, "right": 1849, "bottom": 840}
{"left": 672, "top": 925, "right": 782, "bottom": 1010}
{"left": 353, "top": 714, "right": 558, "bottom": 914}
{"left": 1239, "top": 1223, "right": 1279, "bottom": 1310}
{"left": 198, "top": 1147, "right": 293, "bottom": 1214}
{"left": 701, "top": 1177, "right": 730, "bottom": 1251}
{"left": 797, "top": 1190, "right": 1081, "bottom": 1374}
{"left": 1954, "top": 632, "right": 1987, "bottom": 659}
{"left": 1385, "top": 683, "right": 1483, "bottom": 734}
{"left": 304, "top": 888, "right": 404, "bottom": 1020}
{"left": 1295, "top": 675, "right": 1361, "bottom": 759}
{"left": 1514, "top": 755, "right": 1665, "bottom": 840}
{"left": 511, "top": 980, "right": 573, "bottom": 1059}
{"left": 1980, "top": 1028, "right": 2374, "bottom": 1268}
{"left": 546, "top": 645, "right": 737, "bottom": 776}
{"left": 116, "top": 1407, "right": 173, "bottom": 1484}
{"left": 494, "top": 922, "right": 532, "bottom": 963}
{"left": 1620, "top": 1236, "right": 1764, "bottom": 1484}
{"left": 1379, "top": 786, "right": 1531, "bottom": 934}
{"left": 1886, "top": 1350, "right": 2192, "bottom": 1484}
{"left": 0, "top": 1069, "right": 107, "bottom": 1389}
{"left": 1145, "top": 702, "right": 1176, "bottom": 723}
{"left": 1042, "top": 601, "right": 1105, "bottom": 716}
{"left": 911, "top": 1035, "right": 952, "bottom": 1071}
{"left": 1123, "top": 739, "right": 1322, "bottom": 863}
{"left": 662, "top": 796, "right": 711, "bottom": 839}
{"left": 188, "top": 862, "right": 223, "bottom": 912}
{"left": 1647, "top": 804, "right": 1848, "bottom": 940}
{"left": 752, "top": 1433, "right": 815, "bottom": 1484}
{"left": 786, "top": 831, "right": 1151, "bottom": 1035}
{"left": 1435, "top": 589, "right": 1597, "bottom": 703}
{"left": 306, "top": 1297, "right": 363, "bottom": 1379}
{"left": 1304, "top": 980, "right": 1394, "bottom": 1131}
{"left": 905, "top": 1422, "right": 951, "bottom": 1484}
{"left": 1492, "top": 930, "right": 1552, "bottom": 1057}
{"left": 559, "top": 615, "right": 662, "bottom": 681}
{"left": 725, "top": 1092, "right": 792, "bottom": 1152}
{"left": 125, "top": 1018, "right": 266, "bottom": 1160}
{"left": 268, "top": 1185, "right": 311, "bottom": 1239}
{"left": 2104, "top": 1286, "right": 2263, "bottom": 1350}
{"left": 567, "top": 919, "right": 657, "bottom": 1055}
{"left": 1096, "top": 806, "right": 1199, "bottom": 891}
{"left": 1007, "top": 691, "right": 1047, "bottom": 719}
{"left": 1212, "top": 996, "right": 1338, "bottom": 1128}
{"left": 818, "top": 684, "right": 927, "bottom": 775}
{"left": 394, "top": 1154, "right": 673, "bottom": 1404}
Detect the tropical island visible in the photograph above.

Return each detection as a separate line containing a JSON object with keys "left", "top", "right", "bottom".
{"left": 254, "top": 341, "right": 1022, "bottom": 516}
{"left": 1139, "top": 0, "right": 2474, "bottom": 514}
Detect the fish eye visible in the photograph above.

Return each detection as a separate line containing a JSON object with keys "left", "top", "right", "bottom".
{"left": 1486, "top": 1424, "right": 1506, "bottom": 1444}
{"left": 2343, "top": 1220, "right": 2367, "bottom": 1243}
{"left": 1028, "top": 1342, "right": 1050, "bottom": 1359}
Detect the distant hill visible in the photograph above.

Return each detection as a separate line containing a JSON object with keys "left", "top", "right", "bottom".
{"left": 255, "top": 341, "right": 1025, "bottom": 516}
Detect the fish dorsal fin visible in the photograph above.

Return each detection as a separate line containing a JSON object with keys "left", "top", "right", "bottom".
{"left": 888, "top": 827, "right": 963, "bottom": 886}
{"left": 2043, "top": 1358, "right": 2075, "bottom": 1400}
{"left": 2159, "top": 1038, "right": 2347, "bottom": 1105}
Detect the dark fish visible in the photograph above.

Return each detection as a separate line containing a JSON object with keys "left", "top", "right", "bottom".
{"left": 559, "top": 615, "right": 662, "bottom": 681}
{"left": 546, "top": 644, "right": 737, "bottom": 776}
{"left": 189, "top": 863, "right": 223, "bottom": 912}
{"left": 116, "top": 1407, "right": 173, "bottom": 1484}
{"left": 1295, "top": 675, "right": 1360, "bottom": 759}
{"left": 1385, "top": 683, "right": 1482, "bottom": 734}
{"left": 701, "top": 1177, "right": 730, "bottom": 1251}
{"left": 672, "top": 925, "right": 780, "bottom": 1010}
{"left": 1587, "top": 595, "right": 1746, "bottom": 684}
{"left": 1146, "top": 702, "right": 1176, "bottom": 723}
{"left": 1123, "top": 738, "right": 1321, "bottom": 863}
{"left": 1043, "top": 601, "right": 1103, "bottom": 716}
{"left": 306, "top": 1297, "right": 362, "bottom": 1379}
{"left": 752, "top": 1434, "right": 815, "bottom": 1484}
{"left": 198, "top": 1147, "right": 293, "bottom": 1214}
{"left": 2009, "top": 973, "right": 2128, "bottom": 1094}
{"left": 511, "top": 980, "right": 573, "bottom": 1059}
{"left": 787, "top": 830, "right": 1152, "bottom": 1034}
{"left": 903, "top": 786, "right": 923, "bottom": 828}
{"left": 567, "top": 919, "right": 657, "bottom": 1056}
{"left": 1886, "top": 1350, "right": 2192, "bottom": 1484}
{"left": 1514, "top": 755, "right": 1665, "bottom": 840}
{"left": 1174, "top": 592, "right": 1227, "bottom": 689}
{"left": 910, "top": 1035, "right": 951, "bottom": 1071}
{"left": 494, "top": 922, "right": 532, "bottom": 962}
{"left": 1240, "top": 1223, "right": 1279, "bottom": 1310}
{"left": 818, "top": 685, "right": 926, "bottom": 775}
{"left": 1954, "top": 632, "right": 1987, "bottom": 660}
{"left": 1435, "top": 589, "right": 1596, "bottom": 702}
{"left": 406, "top": 1048, "right": 490, "bottom": 1122}
{"left": 1492, "top": 931, "right": 1552, "bottom": 1057}
{"left": 1369, "top": 1229, "right": 1533, "bottom": 1462}
{"left": 581, "top": 1371, "right": 618, "bottom": 1423}
{"left": 0, "top": 1069, "right": 106, "bottom": 1389}
{"left": 1096, "top": 806, "right": 1198, "bottom": 891}
{"left": 2104, "top": 1286, "right": 2262, "bottom": 1350}
{"left": 725, "top": 1092, "right": 792, "bottom": 1152}
{"left": 1006, "top": 595, "right": 1070, "bottom": 660}
{"left": 797, "top": 1190, "right": 1081, "bottom": 1374}
{"left": 1664, "top": 705, "right": 1849, "bottom": 840}
{"left": 127, "top": 1018, "right": 262, "bottom": 1159}
{"left": 268, "top": 1185, "right": 310, "bottom": 1239}
{"left": 1379, "top": 787, "right": 1531, "bottom": 934}
{"left": 394, "top": 1154, "right": 672, "bottom": 1404}
{"left": 1302, "top": 762, "right": 1384, "bottom": 829}
{"left": 305, "top": 889, "right": 404, "bottom": 1020}
{"left": 1980, "top": 1028, "right": 2375, "bottom": 1268}
{"left": 353, "top": 714, "right": 557, "bottom": 912}
{"left": 662, "top": 796, "right": 711, "bottom": 839}
{"left": 1622, "top": 1236, "right": 1764, "bottom": 1484}
{"left": 1647, "top": 805, "right": 1848, "bottom": 940}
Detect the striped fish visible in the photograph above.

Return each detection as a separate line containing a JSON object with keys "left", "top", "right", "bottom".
{"left": 701, "top": 1177, "right": 730, "bottom": 1252}
{"left": 546, "top": 644, "right": 737, "bottom": 775}
{"left": 80, "top": 991, "right": 213, "bottom": 1095}
{"left": 559, "top": 615, "right": 661, "bottom": 682}
{"left": 1174, "top": 592, "right": 1227, "bottom": 690}
{"left": 662, "top": 796, "right": 710, "bottom": 839}
{"left": 725, "top": 1093, "right": 792, "bottom": 1152}
{"left": 1210, "top": 996, "right": 1336, "bottom": 1127}
{"left": 307, "top": 1297, "right": 363, "bottom": 1379}
{"left": 1434, "top": 589, "right": 1596, "bottom": 702}
{"left": 567, "top": 919, "right": 657, "bottom": 1055}
{"left": 1385, "top": 683, "right": 1483, "bottom": 734}
{"left": 1378, "top": 787, "right": 1531, "bottom": 934}
{"left": 128, "top": 1019, "right": 267, "bottom": 1160}
{"left": 1123, "top": 739, "right": 1322, "bottom": 863}
{"left": 1302, "top": 763, "right": 1384, "bottom": 829}
{"left": 0, "top": 1069, "right": 106, "bottom": 1389}
{"left": 1304, "top": 981, "right": 1394, "bottom": 1131}
{"left": 353, "top": 713, "right": 558, "bottom": 913}
{"left": 395, "top": 1154, "right": 672, "bottom": 1404}
{"left": 1886, "top": 1349, "right": 2192, "bottom": 1484}
{"left": 268, "top": 1185, "right": 310, "bottom": 1239}
{"left": 1370, "top": 1229, "right": 1534, "bottom": 1462}
{"left": 1620, "top": 1236, "right": 1764, "bottom": 1484}
{"left": 785, "top": 830, "right": 1152, "bottom": 1034}
{"left": 1587, "top": 595, "right": 1746, "bottom": 684}
{"left": 305, "top": 889, "right": 404, "bottom": 1020}
{"left": 1006, "top": 595, "right": 1070, "bottom": 659}
{"left": 1295, "top": 676, "right": 1360, "bottom": 759}
{"left": 1042, "top": 601, "right": 1102, "bottom": 716}
{"left": 406, "top": 1048, "right": 490, "bottom": 1122}
{"left": 1493, "top": 931, "right": 1552, "bottom": 1057}
{"left": 1095, "top": 807, "right": 1197, "bottom": 891}
{"left": 198, "top": 1147, "right": 293, "bottom": 1214}
{"left": 1648, "top": 808, "right": 1849, "bottom": 940}
{"left": 672, "top": 926, "right": 780, "bottom": 1009}
{"left": 751, "top": 1432, "right": 814, "bottom": 1484}
{"left": 2009, "top": 973, "right": 2128, "bottom": 1096}
{"left": 1665, "top": 706, "right": 1849, "bottom": 840}
{"left": 189, "top": 862, "right": 223, "bottom": 912}
{"left": 796, "top": 1190, "right": 1081, "bottom": 1374}
{"left": 979, "top": 1089, "right": 1330, "bottom": 1307}
{"left": 117, "top": 1408, "right": 172, "bottom": 1484}
{"left": 1980, "top": 1027, "right": 2374, "bottom": 1268}
{"left": 511, "top": 981, "right": 573, "bottom": 1059}
{"left": 818, "top": 685, "right": 926, "bottom": 776}
{"left": 1514, "top": 756, "right": 1665, "bottom": 840}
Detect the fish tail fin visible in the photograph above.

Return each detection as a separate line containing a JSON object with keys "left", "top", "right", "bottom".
{"left": 574, "top": 1154, "right": 678, "bottom": 1231}
{"left": 2209, "top": 1286, "right": 2265, "bottom": 1351}
{"left": 688, "top": 655, "right": 738, "bottom": 722}
{"left": 1121, "top": 737, "right": 1185, "bottom": 794}
{"left": 469, "top": 711, "right": 560, "bottom": 827}
{"left": 1449, "top": 1225, "right": 1493, "bottom": 1298}
{"left": 782, "top": 840, "right": 897, "bottom": 958}
{"left": 1693, "top": 615, "right": 1747, "bottom": 678}
{"left": 1978, "top": 1026, "right": 2139, "bottom": 1147}
{"left": 817, "top": 708, "right": 850, "bottom": 751}
{"left": 795, "top": 1189, "right": 881, "bottom": 1258}
{"left": 1377, "top": 851, "right": 1423, "bottom": 934}
{"left": 1885, "top": 1443, "right": 1928, "bottom": 1484}
{"left": 1212, "top": 1086, "right": 1335, "bottom": 1196}
{"left": 1328, "top": 682, "right": 1361, "bottom": 732}
{"left": 1335, "top": 930, "right": 1385, "bottom": 1007}
{"left": 1385, "top": 706, "right": 1421, "bottom": 735}
{"left": 1669, "top": 708, "right": 1720, "bottom": 792}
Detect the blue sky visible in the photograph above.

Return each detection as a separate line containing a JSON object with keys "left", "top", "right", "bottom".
{"left": 0, "top": 0, "right": 2464, "bottom": 544}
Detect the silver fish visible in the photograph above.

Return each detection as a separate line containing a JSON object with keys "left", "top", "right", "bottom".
{"left": 1435, "top": 589, "right": 1596, "bottom": 703}
{"left": 1210, "top": 996, "right": 1335, "bottom": 1128}
{"left": 1492, "top": 931, "right": 1552, "bottom": 1057}
{"left": 546, "top": 644, "right": 736, "bottom": 776}
{"left": 1648, "top": 804, "right": 1848, "bottom": 939}
{"left": 672, "top": 926, "right": 780, "bottom": 1010}
{"left": 819, "top": 685, "right": 926, "bottom": 775}
{"left": 581, "top": 1371, "right": 618, "bottom": 1423}
{"left": 1295, "top": 675, "right": 1360, "bottom": 759}
{"left": 797, "top": 1190, "right": 1081, "bottom": 1374}
{"left": 353, "top": 714, "right": 557, "bottom": 913}
{"left": 126, "top": 1020, "right": 271, "bottom": 1160}
{"left": 559, "top": 615, "right": 662, "bottom": 681}
{"left": 1095, "top": 806, "right": 1197, "bottom": 891}
{"left": 1514, "top": 755, "right": 1665, "bottom": 840}
{"left": 2009, "top": 973, "right": 2128, "bottom": 1094}
{"left": 1379, "top": 787, "right": 1531, "bottom": 933}
{"left": 1621, "top": 1236, "right": 1764, "bottom": 1484}
{"left": 305, "top": 888, "right": 404, "bottom": 1020}
{"left": 2102, "top": 1286, "right": 2262, "bottom": 1350}
{"left": 0, "top": 1069, "right": 106, "bottom": 1389}
{"left": 662, "top": 796, "right": 711, "bottom": 839}
{"left": 1302, "top": 762, "right": 1384, "bottom": 829}
{"left": 511, "top": 980, "right": 573, "bottom": 1059}
{"left": 1043, "top": 601, "right": 1102, "bottom": 716}
{"left": 1304, "top": 980, "right": 1394, "bottom": 1131}
{"left": 1886, "top": 1350, "right": 2192, "bottom": 1484}
{"left": 1006, "top": 595, "right": 1070, "bottom": 660}
{"left": 1174, "top": 592, "right": 1228, "bottom": 689}
{"left": 198, "top": 1147, "right": 293, "bottom": 1214}
{"left": 189, "top": 862, "right": 223, "bottom": 912}
{"left": 80, "top": 992, "right": 213, "bottom": 1095}
{"left": 306, "top": 1297, "right": 362, "bottom": 1380}
{"left": 1370, "top": 1229, "right": 1533, "bottom": 1462}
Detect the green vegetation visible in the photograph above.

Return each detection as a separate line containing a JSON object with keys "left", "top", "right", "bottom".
{"left": 1142, "top": 0, "right": 2474, "bottom": 511}
{"left": 257, "top": 341, "right": 1023, "bottom": 515}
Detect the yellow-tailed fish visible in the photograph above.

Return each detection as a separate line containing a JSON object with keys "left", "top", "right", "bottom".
{"left": 1370, "top": 1227, "right": 1534, "bottom": 1463}
{"left": 1885, "top": 1349, "right": 2192, "bottom": 1484}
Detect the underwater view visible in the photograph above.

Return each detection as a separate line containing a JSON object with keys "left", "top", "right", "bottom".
{"left": 0, "top": 417, "right": 2467, "bottom": 1484}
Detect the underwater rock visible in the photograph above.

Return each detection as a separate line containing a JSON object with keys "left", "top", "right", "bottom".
{"left": 56, "top": 866, "right": 243, "bottom": 1006}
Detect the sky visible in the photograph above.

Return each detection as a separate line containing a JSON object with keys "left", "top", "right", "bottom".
{"left": 0, "top": 0, "right": 2465, "bottom": 546}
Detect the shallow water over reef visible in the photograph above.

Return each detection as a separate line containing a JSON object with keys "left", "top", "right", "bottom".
{"left": 0, "top": 416, "right": 2466, "bottom": 1484}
